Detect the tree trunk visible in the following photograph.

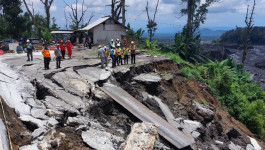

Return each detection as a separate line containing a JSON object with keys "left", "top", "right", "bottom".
{"left": 46, "top": 7, "right": 50, "bottom": 29}
{"left": 187, "top": 0, "right": 193, "bottom": 39}
{"left": 121, "top": 0, "right": 125, "bottom": 25}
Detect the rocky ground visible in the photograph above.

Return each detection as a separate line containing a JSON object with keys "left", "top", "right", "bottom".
{"left": 0, "top": 47, "right": 264, "bottom": 150}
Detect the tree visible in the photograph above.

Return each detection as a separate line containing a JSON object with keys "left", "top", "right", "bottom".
{"left": 64, "top": 0, "right": 94, "bottom": 30}
{"left": 22, "top": 0, "right": 54, "bottom": 29}
{"left": 145, "top": 0, "right": 159, "bottom": 43}
{"left": 107, "top": 0, "right": 122, "bottom": 21}
{"left": 242, "top": 0, "right": 256, "bottom": 64}
{"left": 181, "top": 0, "right": 218, "bottom": 39}
{"left": 0, "top": 0, "right": 24, "bottom": 38}
{"left": 40, "top": 0, "right": 55, "bottom": 29}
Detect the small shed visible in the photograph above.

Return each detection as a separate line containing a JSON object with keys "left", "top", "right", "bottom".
{"left": 79, "top": 16, "right": 127, "bottom": 45}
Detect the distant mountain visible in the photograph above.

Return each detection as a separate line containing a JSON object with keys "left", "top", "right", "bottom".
{"left": 198, "top": 28, "right": 226, "bottom": 40}
{"left": 143, "top": 27, "right": 232, "bottom": 39}
{"left": 142, "top": 27, "right": 231, "bottom": 40}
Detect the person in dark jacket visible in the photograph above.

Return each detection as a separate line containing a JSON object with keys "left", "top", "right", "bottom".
{"left": 26, "top": 40, "right": 33, "bottom": 61}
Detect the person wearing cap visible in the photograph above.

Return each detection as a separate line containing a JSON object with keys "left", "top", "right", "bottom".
{"left": 109, "top": 39, "right": 115, "bottom": 49}
{"left": 123, "top": 45, "right": 129, "bottom": 65}
{"left": 115, "top": 43, "right": 123, "bottom": 66}
{"left": 54, "top": 44, "right": 62, "bottom": 69}
{"left": 42, "top": 44, "right": 51, "bottom": 70}
{"left": 66, "top": 40, "right": 73, "bottom": 58}
{"left": 59, "top": 40, "right": 66, "bottom": 59}
{"left": 130, "top": 41, "right": 136, "bottom": 64}
{"left": 26, "top": 40, "right": 33, "bottom": 61}
{"left": 98, "top": 44, "right": 105, "bottom": 69}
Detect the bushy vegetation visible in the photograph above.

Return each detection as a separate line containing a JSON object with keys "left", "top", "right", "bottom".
{"left": 220, "top": 26, "right": 265, "bottom": 45}
{"left": 145, "top": 47, "right": 265, "bottom": 140}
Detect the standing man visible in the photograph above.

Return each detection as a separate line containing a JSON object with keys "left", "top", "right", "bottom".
{"left": 115, "top": 39, "right": 121, "bottom": 47}
{"left": 26, "top": 40, "right": 33, "bottom": 61}
{"left": 110, "top": 46, "right": 116, "bottom": 68}
{"left": 42, "top": 44, "right": 51, "bottom": 70}
{"left": 123, "top": 37, "right": 128, "bottom": 48}
{"left": 109, "top": 39, "right": 115, "bottom": 49}
{"left": 130, "top": 41, "right": 136, "bottom": 64}
{"left": 59, "top": 40, "right": 66, "bottom": 59}
{"left": 66, "top": 40, "right": 73, "bottom": 59}
{"left": 116, "top": 44, "right": 122, "bottom": 66}
{"left": 123, "top": 45, "right": 129, "bottom": 65}
{"left": 54, "top": 44, "right": 62, "bottom": 69}
{"left": 104, "top": 46, "right": 109, "bottom": 67}
{"left": 98, "top": 45, "right": 105, "bottom": 69}
{"left": 88, "top": 36, "right": 92, "bottom": 49}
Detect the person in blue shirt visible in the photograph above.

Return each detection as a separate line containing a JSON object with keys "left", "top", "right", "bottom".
{"left": 26, "top": 40, "right": 33, "bottom": 61}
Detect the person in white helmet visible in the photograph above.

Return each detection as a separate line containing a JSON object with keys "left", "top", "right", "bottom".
{"left": 109, "top": 39, "right": 115, "bottom": 49}
{"left": 26, "top": 39, "right": 33, "bottom": 61}
{"left": 98, "top": 44, "right": 105, "bottom": 69}
{"left": 130, "top": 41, "right": 136, "bottom": 64}
{"left": 115, "top": 39, "right": 121, "bottom": 47}
{"left": 115, "top": 43, "right": 122, "bottom": 66}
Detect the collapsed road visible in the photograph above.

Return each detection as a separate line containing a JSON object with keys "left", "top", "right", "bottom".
{"left": 0, "top": 47, "right": 264, "bottom": 150}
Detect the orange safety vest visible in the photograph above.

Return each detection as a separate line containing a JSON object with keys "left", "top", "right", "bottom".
{"left": 42, "top": 49, "right": 50, "bottom": 58}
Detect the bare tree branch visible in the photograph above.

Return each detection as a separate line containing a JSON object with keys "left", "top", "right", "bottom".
{"left": 153, "top": 0, "right": 159, "bottom": 21}
{"left": 22, "top": 0, "right": 35, "bottom": 24}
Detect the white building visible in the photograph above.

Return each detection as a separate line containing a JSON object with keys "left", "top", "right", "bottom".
{"left": 79, "top": 16, "right": 127, "bottom": 45}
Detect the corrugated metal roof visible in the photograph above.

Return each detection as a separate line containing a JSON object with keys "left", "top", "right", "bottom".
{"left": 51, "top": 30, "right": 74, "bottom": 34}
{"left": 79, "top": 16, "right": 110, "bottom": 31}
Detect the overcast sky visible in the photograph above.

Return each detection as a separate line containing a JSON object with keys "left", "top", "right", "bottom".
{"left": 22, "top": 0, "right": 265, "bottom": 32}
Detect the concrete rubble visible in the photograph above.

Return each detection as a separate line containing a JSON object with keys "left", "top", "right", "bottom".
{"left": 123, "top": 122, "right": 158, "bottom": 150}
{"left": 0, "top": 50, "right": 264, "bottom": 150}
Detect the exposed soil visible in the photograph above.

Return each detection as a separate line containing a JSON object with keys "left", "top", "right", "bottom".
{"left": 0, "top": 97, "right": 32, "bottom": 150}
{"left": 114, "top": 61, "right": 265, "bottom": 149}
{"left": 50, "top": 127, "right": 92, "bottom": 150}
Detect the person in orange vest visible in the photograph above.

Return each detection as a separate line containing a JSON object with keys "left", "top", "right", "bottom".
{"left": 42, "top": 44, "right": 51, "bottom": 70}
{"left": 66, "top": 40, "right": 73, "bottom": 59}
{"left": 59, "top": 40, "right": 66, "bottom": 59}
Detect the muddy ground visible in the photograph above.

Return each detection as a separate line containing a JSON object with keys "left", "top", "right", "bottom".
{"left": 0, "top": 47, "right": 264, "bottom": 150}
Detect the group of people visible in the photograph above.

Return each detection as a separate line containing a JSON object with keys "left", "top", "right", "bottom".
{"left": 98, "top": 38, "right": 137, "bottom": 69}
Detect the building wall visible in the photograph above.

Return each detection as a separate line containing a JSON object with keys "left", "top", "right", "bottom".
{"left": 92, "top": 19, "right": 126, "bottom": 45}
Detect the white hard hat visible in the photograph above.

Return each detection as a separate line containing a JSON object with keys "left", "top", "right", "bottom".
{"left": 26, "top": 40, "right": 30, "bottom": 42}
{"left": 131, "top": 41, "right": 134, "bottom": 44}
{"left": 117, "top": 39, "right": 119, "bottom": 41}
{"left": 104, "top": 46, "right": 107, "bottom": 49}
{"left": 98, "top": 44, "right": 102, "bottom": 48}
{"left": 111, "top": 39, "right": 113, "bottom": 41}
{"left": 117, "top": 43, "right": 120, "bottom": 47}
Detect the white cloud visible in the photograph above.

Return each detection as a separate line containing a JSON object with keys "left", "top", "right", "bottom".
{"left": 50, "top": 5, "right": 57, "bottom": 12}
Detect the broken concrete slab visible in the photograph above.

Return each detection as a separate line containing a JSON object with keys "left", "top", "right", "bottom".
{"left": 0, "top": 119, "right": 9, "bottom": 150}
{"left": 43, "top": 96, "right": 78, "bottom": 114}
{"left": 133, "top": 73, "right": 162, "bottom": 83}
{"left": 246, "top": 144, "right": 255, "bottom": 150}
{"left": 54, "top": 90, "right": 86, "bottom": 109}
{"left": 31, "top": 108, "right": 48, "bottom": 120}
{"left": 248, "top": 136, "right": 262, "bottom": 150}
{"left": 123, "top": 122, "right": 158, "bottom": 150}
{"left": 77, "top": 67, "right": 111, "bottom": 83}
{"left": 82, "top": 129, "right": 116, "bottom": 150}
{"left": 51, "top": 69, "right": 91, "bottom": 97}
{"left": 228, "top": 142, "right": 243, "bottom": 150}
